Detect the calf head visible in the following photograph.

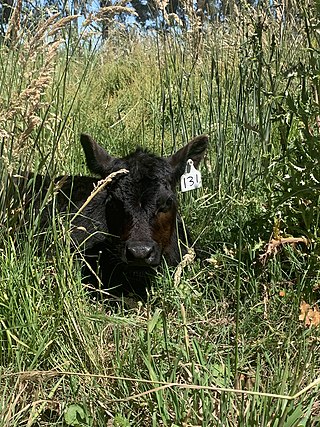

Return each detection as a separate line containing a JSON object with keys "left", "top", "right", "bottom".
{"left": 80, "top": 133, "right": 208, "bottom": 269}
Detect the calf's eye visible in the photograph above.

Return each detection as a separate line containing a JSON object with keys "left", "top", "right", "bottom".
{"left": 158, "top": 197, "right": 174, "bottom": 213}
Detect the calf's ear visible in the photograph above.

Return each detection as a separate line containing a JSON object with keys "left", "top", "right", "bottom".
{"left": 168, "top": 134, "right": 208, "bottom": 180}
{"left": 80, "top": 134, "right": 115, "bottom": 177}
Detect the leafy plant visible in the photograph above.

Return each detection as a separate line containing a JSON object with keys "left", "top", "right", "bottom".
{"left": 64, "top": 403, "right": 93, "bottom": 426}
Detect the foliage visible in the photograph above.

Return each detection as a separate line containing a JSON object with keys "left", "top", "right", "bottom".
{"left": 64, "top": 403, "right": 93, "bottom": 426}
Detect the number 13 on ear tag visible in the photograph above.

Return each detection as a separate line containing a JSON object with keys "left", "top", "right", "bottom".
{"left": 180, "top": 159, "right": 202, "bottom": 192}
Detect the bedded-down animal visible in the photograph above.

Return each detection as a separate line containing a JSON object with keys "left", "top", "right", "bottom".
{"left": 13, "top": 133, "right": 208, "bottom": 297}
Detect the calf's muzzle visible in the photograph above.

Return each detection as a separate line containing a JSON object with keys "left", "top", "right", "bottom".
{"left": 124, "top": 240, "right": 161, "bottom": 266}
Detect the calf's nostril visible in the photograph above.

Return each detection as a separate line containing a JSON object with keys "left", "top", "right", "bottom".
{"left": 125, "top": 241, "right": 157, "bottom": 264}
{"left": 126, "top": 243, "right": 152, "bottom": 261}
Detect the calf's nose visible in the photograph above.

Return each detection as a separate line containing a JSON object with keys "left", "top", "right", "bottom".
{"left": 125, "top": 240, "right": 159, "bottom": 266}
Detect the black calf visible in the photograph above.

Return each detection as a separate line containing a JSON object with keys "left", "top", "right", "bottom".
{"left": 15, "top": 134, "right": 208, "bottom": 296}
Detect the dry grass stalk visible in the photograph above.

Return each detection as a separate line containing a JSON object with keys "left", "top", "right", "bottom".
{"left": 154, "top": 0, "right": 170, "bottom": 25}
{"left": 174, "top": 247, "right": 196, "bottom": 287}
{"left": 259, "top": 236, "right": 309, "bottom": 265}
{"left": 83, "top": 1, "right": 137, "bottom": 27}
{"left": 159, "top": 0, "right": 205, "bottom": 60}
{"left": 97, "top": 5, "right": 138, "bottom": 19}
{"left": 48, "top": 14, "right": 81, "bottom": 36}
{"left": 4, "top": 0, "right": 22, "bottom": 46}
{"left": 0, "top": 14, "right": 79, "bottom": 155}
{"left": 71, "top": 168, "right": 129, "bottom": 223}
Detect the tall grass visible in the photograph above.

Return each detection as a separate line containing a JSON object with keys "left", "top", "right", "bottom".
{"left": 0, "top": 1, "right": 320, "bottom": 426}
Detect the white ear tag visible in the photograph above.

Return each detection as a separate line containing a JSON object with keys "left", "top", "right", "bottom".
{"left": 180, "top": 159, "right": 202, "bottom": 192}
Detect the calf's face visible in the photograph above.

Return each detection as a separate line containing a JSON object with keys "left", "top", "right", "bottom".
{"left": 80, "top": 133, "right": 208, "bottom": 268}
